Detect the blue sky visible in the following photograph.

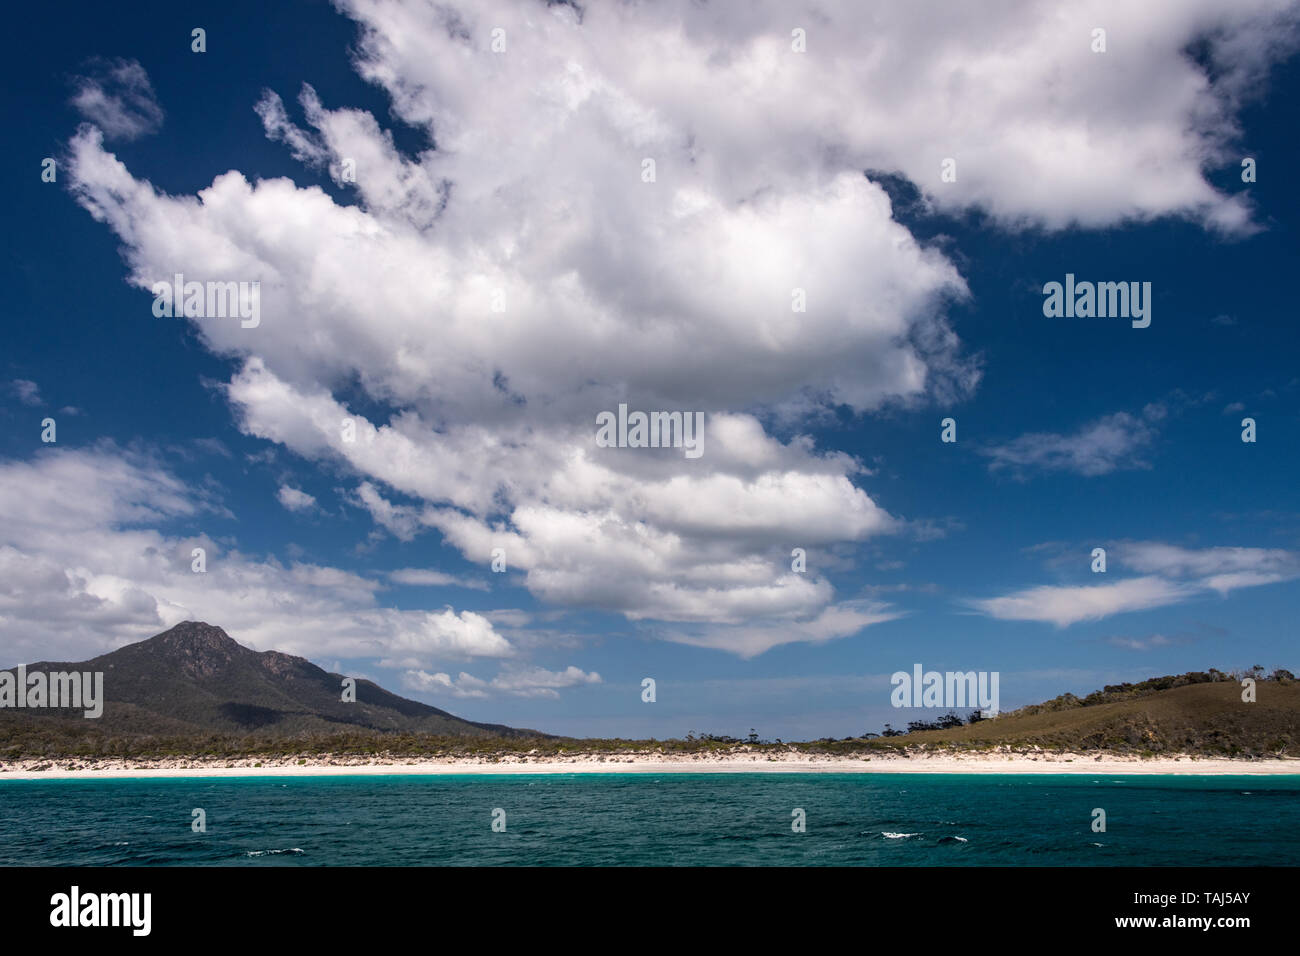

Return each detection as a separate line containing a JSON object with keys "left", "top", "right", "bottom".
{"left": 2, "top": 0, "right": 1298, "bottom": 740}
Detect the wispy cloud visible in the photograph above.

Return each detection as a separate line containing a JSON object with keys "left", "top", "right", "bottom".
{"left": 1104, "top": 633, "right": 1177, "bottom": 651}
{"left": 663, "top": 601, "right": 901, "bottom": 659}
{"left": 980, "top": 406, "right": 1166, "bottom": 477}
{"left": 402, "top": 664, "right": 600, "bottom": 699}
{"left": 9, "top": 380, "right": 42, "bottom": 407}
{"left": 388, "top": 568, "right": 489, "bottom": 591}
{"left": 70, "top": 58, "right": 163, "bottom": 141}
{"left": 971, "top": 543, "right": 1300, "bottom": 626}
{"left": 969, "top": 576, "right": 1191, "bottom": 628}
{"left": 1120, "top": 542, "right": 1300, "bottom": 594}
{"left": 402, "top": 670, "right": 488, "bottom": 699}
{"left": 1101, "top": 622, "right": 1225, "bottom": 651}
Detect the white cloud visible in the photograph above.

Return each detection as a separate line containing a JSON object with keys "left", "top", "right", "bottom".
{"left": 61, "top": 0, "right": 1300, "bottom": 654}
{"left": 388, "top": 568, "right": 490, "bottom": 591}
{"left": 376, "top": 608, "right": 513, "bottom": 667}
{"left": 483, "top": 608, "right": 531, "bottom": 628}
{"left": 402, "top": 670, "right": 488, "bottom": 699}
{"left": 402, "top": 663, "right": 600, "bottom": 699}
{"left": 226, "top": 359, "right": 896, "bottom": 639}
{"left": 971, "top": 542, "right": 1299, "bottom": 626}
{"left": 338, "top": 0, "right": 1296, "bottom": 232}
{"left": 1120, "top": 542, "right": 1299, "bottom": 582}
{"left": 10, "top": 380, "right": 42, "bottom": 406}
{"left": 488, "top": 665, "right": 602, "bottom": 699}
{"left": 970, "top": 576, "right": 1193, "bottom": 628}
{"left": 70, "top": 58, "right": 163, "bottom": 141}
{"left": 254, "top": 88, "right": 332, "bottom": 168}
{"left": 664, "top": 601, "right": 902, "bottom": 659}
{"left": 1105, "top": 633, "right": 1177, "bottom": 651}
{"left": 981, "top": 410, "right": 1160, "bottom": 477}
{"left": 0, "top": 446, "right": 513, "bottom": 666}
{"left": 277, "top": 484, "right": 317, "bottom": 512}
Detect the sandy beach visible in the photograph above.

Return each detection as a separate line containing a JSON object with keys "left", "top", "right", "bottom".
{"left": 2, "top": 749, "right": 1297, "bottom": 780}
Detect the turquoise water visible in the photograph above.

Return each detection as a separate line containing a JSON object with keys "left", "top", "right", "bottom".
{"left": 1, "top": 773, "right": 1296, "bottom": 866}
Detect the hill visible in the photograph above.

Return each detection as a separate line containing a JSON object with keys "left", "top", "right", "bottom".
{"left": 862, "top": 673, "right": 1300, "bottom": 756}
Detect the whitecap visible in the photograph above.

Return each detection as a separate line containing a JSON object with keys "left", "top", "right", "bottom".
{"left": 245, "top": 847, "right": 305, "bottom": 857}
{"left": 881, "top": 831, "right": 921, "bottom": 839}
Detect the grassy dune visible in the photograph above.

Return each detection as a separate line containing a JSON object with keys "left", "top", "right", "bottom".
{"left": 874, "top": 680, "right": 1300, "bottom": 756}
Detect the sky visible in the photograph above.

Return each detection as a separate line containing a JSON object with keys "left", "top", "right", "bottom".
{"left": 2, "top": 0, "right": 1298, "bottom": 740}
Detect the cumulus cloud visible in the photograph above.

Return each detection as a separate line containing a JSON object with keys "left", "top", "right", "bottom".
{"left": 337, "top": 0, "right": 1296, "bottom": 232}
{"left": 60, "top": 0, "right": 1300, "bottom": 655}
{"left": 375, "top": 608, "right": 513, "bottom": 667}
{"left": 0, "top": 446, "right": 513, "bottom": 665}
{"left": 69, "top": 58, "right": 163, "bottom": 141}
{"left": 223, "top": 358, "right": 896, "bottom": 637}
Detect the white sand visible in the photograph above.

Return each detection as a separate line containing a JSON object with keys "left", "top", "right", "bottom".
{"left": 2, "top": 749, "right": 1297, "bottom": 780}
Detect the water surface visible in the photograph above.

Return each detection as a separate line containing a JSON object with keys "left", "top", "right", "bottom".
{"left": 1, "top": 773, "right": 1295, "bottom": 866}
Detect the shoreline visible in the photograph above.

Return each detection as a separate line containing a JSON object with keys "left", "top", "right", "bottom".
{"left": 3, "top": 751, "right": 1299, "bottom": 780}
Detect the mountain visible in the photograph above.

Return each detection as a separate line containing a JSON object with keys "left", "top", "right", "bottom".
{"left": 0, "top": 621, "right": 537, "bottom": 739}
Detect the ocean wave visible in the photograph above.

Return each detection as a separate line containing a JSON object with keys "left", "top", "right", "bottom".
{"left": 937, "top": 835, "right": 968, "bottom": 844}
{"left": 881, "top": 831, "right": 921, "bottom": 839}
{"left": 245, "top": 847, "right": 305, "bottom": 857}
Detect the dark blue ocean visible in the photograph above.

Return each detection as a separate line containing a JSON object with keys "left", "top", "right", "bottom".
{"left": 1, "top": 773, "right": 1296, "bottom": 866}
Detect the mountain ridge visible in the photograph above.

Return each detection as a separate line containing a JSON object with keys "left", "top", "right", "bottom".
{"left": 1, "top": 621, "right": 540, "bottom": 739}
